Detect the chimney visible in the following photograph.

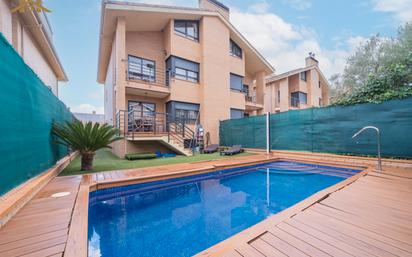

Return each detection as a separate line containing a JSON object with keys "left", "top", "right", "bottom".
{"left": 305, "top": 52, "right": 319, "bottom": 67}
{"left": 199, "top": 0, "right": 230, "bottom": 20}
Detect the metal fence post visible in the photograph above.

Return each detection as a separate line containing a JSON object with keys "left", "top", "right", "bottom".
{"left": 266, "top": 112, "right": 270, "bottom": 154}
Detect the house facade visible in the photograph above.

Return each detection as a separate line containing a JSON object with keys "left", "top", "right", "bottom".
{"left": 0, "top": 0, "right": 67, "bottom": 96}
{"left": 264, "top": 55, "right": 330, "bottom": 113}
{"left": 97, "top": 0, "right": 274, "bottom": 157}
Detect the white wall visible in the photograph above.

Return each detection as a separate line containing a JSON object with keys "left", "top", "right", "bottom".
{"left": 0, "top": 0, "right": 12, "bottom": 42}
{"left": 104, "top": 45, "right": 115, "bottom": 124}
{"left": 22, "top": 28, "right": 58, "bottom": 95}
{"left": 0, "top": 0, "right": 59, "bottom": 96}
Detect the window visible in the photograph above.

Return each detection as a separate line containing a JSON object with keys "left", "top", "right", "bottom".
{"left": 300, "top": 71, "right": 307, "bottom": 81}
{"left": 166, "top": 101, "right": 200, "bottom": 125}
{"left": 128, "top": 101, "right": 156, "bottom": 117}
{"left": 230, "top": 73, "right": 244, "bottom": 91}
{"left": 277, "top": 90, "right": 280, "bottom": 103}
{"left": 244, "top": 113, "right": 250, "bottom": 118}
{"left": 291, "top": 91, "right": 307, "bottom": 107}
{"left": 174, "top": 20, "right": 199, "bottom": 40}
{"left": 230, "top": 108, "right": 244, "bottom": 119}
{"left": 166, "top": 56, "right": 200, "bottom": 83}
{"left": 175, "top": 109, "right": 199, "bottom": 124}
{"left": 319, "top": 81, "right": 321, "bottom": 88}
{"left": 128, "top": 55, "right": 155, "bottom": 82}
{"left": 319, "top": 98, "right": 322, "bottom": 106}
{"left": 230, "top": 40, "right": 242, "bottom": 58}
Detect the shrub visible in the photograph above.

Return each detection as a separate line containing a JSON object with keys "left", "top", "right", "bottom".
{"left": 52, "top": 121, "right": 122, "bottom": 170}
{"left": 125, "top": 153, "right": 157, "bottom": 160}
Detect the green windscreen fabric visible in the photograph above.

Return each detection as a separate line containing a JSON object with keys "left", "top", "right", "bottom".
{"left": 0, "top": 33, "right": 73, "bottom": 196}
{"left": 220, "top": 97, "right": 412, "bottom": 158}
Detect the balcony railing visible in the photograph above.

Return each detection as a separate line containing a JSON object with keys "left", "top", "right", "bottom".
{"left": 127, "top": 61, "right": 169, "bottom": 88}
{"left": 115, "top": 110, "right": 198, "bottom": 152}
{"left": 245, "top": 95, "right": 255, "bottom": 102}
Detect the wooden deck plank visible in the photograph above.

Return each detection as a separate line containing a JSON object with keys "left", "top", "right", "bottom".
{"left": 268, "top": 227, "right": 330, "bottom": 257}
{"left": 276, "top": 222, "right": 352, "bottom": 257}
{"left": 0, "top": 229, "right": 67, "bottom": 253}
{"left": 259, "top": 232, "right": 308, "bottom": 257}
{"left": 321, "top": 197, "right": 412, "bottom": 233}
{"left": 285, "top": 218, "right": 377, "bottom": 257}
{"left": 223, "top": 250, "right": 244, "bottom": 257}
{"left": 249, "top": 239, "right": 286, "bottom": 257}
{"left": 1, "top": 235, "right": 67, "bottom": 257}
{"left": 0, "top": 176, "right": 80, "bottom": 256}
{"left": 236, "top": 243, "right": 267, "bottom": 257}
{"left": 293, "top": 211, "right": 399, "bottom": 257}
{"left": 63, "top": 176, "right": 90, "bottom": 257}
{"left": 0, "top": 223, "right": 69, "bottom": 245}
{"left": 313, "top": 203, "right": 412, "bottom": 246}
{"left": 325, "top": 188, "right": 412, "bottom": 217}
{"left": 19, "top": 243, "right": 66, "bottom": 257}
{"left": 303, "top": 208, "right": 412, "bottom": 256}
{"left": 310, "top": 205, "right": 412, "bottom": 253}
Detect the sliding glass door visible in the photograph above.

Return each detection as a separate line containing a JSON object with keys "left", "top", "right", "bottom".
{"left": 128, "top": 101, "right": 156, "bottom": 132}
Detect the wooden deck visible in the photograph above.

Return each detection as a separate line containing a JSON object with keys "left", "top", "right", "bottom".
{"left": 0, "top": 152, "right": 411, "bottom": 257}
{"left": 199, "top": 169, "right": 412, "bottom": 257}
{"left": 0, "top": 176, "right": 81, "bottom": 257}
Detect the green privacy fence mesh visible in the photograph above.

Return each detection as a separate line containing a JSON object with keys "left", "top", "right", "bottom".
{"left": 0, "top": 33, "right": 73, "bottom": 196}
{"left": 220, "top": 97, "right": 412, "bottom": 158}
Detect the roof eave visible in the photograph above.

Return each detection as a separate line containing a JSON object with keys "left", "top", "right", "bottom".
{"left": 30, "top": 10, "right": 68, "bottom": 82}
{"left": 97, "top": 2, "right": 275, "bottom": 83}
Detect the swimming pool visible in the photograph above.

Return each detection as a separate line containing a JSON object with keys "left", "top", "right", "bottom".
{"left": 88, "top": 161, "right": 360, "bottom": 257}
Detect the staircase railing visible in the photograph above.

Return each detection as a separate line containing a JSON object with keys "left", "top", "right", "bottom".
{"left": 115, "top": 110, "right": 197, "bottom": 154}
{"left": 168, "top": 121, "right": 196, "bottom": 152}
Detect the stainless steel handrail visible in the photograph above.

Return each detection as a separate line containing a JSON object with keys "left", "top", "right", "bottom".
{"left": 352, "top": 126, "right": 382, "bottom": 172}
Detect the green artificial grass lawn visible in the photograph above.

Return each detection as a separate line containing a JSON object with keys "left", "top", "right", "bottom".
{"left": 60, "top": 149, "right": 254, "bottom": 176}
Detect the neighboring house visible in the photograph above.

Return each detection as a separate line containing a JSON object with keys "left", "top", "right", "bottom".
{"left": 97, "top": 0, "right": 274, "bottom": 157}
{"left": 265, "top": 54, "right": 330, "bottom": 113}
{"left": 0, "top": 0, "right": 67, "bottom": 96}
{"left": 73, "top": 111, "right": 105, "bottom": 124}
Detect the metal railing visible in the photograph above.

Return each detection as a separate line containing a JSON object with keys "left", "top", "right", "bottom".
{"left": 245, "top": 95, "right": 255, "bottom": 102}
{"left": 115, "top": 110, "right": 197, "bottom": 153}
{"left": 127, "top": 61, "right": 170, "bottom": 88}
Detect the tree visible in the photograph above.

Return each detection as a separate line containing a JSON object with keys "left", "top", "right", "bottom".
{"left": 342, "top": 35, "right": 386, "bottom": 92}
{"left": 329, "top": 73, "right": 346, "bottom": 102}
{"left": 52, "top": 121, "right": 122, "bottom": 170}
{"left": 332, "top": 23, "right": 412, "bottom": 105}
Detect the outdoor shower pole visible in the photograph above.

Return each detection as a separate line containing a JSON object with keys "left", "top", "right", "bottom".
{"left": 266, "top": 112, "right": 270, "bottom": 154}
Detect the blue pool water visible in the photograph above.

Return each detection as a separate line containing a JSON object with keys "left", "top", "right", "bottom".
{"left": 88, "top": 161, "right": 360, "bottom": 257}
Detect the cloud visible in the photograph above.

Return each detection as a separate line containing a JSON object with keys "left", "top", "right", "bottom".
{"left": 372, "top": 0, "right": 412, "bottom": 23}
{"left": 283, "top": 0, "right": 312, "bottom": 10}
{"left": 248, "top": 1, "right": 271, "bottom": 13}
{"left": 346, "top": 36, "right": 369, "bottom": 51}
{"left": 71, "top": 104, "right": 104, "bottom": 114}
{"left": 230, "top": 7, "right": 362, "bottom": 79}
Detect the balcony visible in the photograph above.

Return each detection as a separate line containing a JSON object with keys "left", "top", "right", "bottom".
{"left": 245, "top": 95, "right": 263, "bottom": 110}
{"left": 125, "top": 59, "right": 170, "bottom": 98}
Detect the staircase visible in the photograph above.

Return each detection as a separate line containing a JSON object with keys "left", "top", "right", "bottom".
{"left": 165, "top": 121, "right": 196, "bottom": 156}
{"left": 115, "top": 110, "right": 196, "bottom": 156}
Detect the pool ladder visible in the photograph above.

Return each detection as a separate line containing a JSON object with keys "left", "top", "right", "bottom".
{"left": 352, "top": 126, "right": 382, "bottom": 172}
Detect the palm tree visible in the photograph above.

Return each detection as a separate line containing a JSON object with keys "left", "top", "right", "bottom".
{"left": 52, "top": 121, "right": 122, "bottom": 171}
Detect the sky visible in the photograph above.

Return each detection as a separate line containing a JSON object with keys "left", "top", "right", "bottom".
{"left": 45, "top": 0, "right": 412, "bottom": 114}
